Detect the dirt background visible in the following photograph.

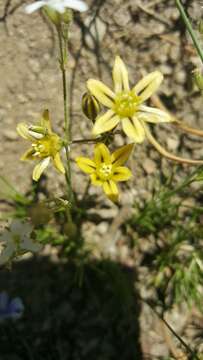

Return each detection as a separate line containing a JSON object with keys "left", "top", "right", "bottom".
{"left": 1, "top": 0, "right": 203, "bottom": 358}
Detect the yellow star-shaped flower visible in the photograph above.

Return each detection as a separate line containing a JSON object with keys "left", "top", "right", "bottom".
{"left": 17, "top": 110, "right": 65, "bottom": 181}
{"left": 87, "top": 56, "right": 172, "bottom": 143}
{"left": 76, "top": 143, "right": 133, "bottom": 202}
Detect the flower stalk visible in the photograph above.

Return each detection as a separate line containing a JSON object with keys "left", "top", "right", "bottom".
{"left": 175, "top": 0, "right": 203, "bottom": 64}
{"left": 57, "top": 24, "right": 74, "bottom": 207}
{"left": 143, "top": 123, "right": 203, "bottom": 165}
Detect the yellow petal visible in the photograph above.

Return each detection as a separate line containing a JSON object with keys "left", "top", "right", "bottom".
{"left": 94, "top": 143, "right": 111, "bottom": 165}
{"left": 40, "top": 109, "right": 52, "bottom": 133}
{"left": 138, "top": 105, "right": 172, "bottom": 123}
{"left": 17, "top": 123, "right": 35, "bottom": 140}
{"left": 112, "top": 166, "right": 132, "bottom": 182}
{"left": 92, "top": 110, "right": 120, "bottom": 136}
{"left": 133, "top": 71, "right": 163, "bottom": 102}
{"left": 53, "top": 153, "right": 65, "bottom": 174}
{"left": 111, "top": 143, "right": 134, "bottom": 166}
{"left": 113, "top": 56, "right": 130, "bottom": 93}
{"left": 103, "top": 180, "right": 119, "bottom": 202}
{"left": 90, "top": 173, "right": 103, "bottom": 186}
{"left": 76, "top": 157, "right": 96, "bottom": 174}
{"left": 122, "top": 117, "right": 145, "bottom": 143}
{"left": 87, "top": 79, "right": 115, "bottom": 108}
{"left": 21, "top": 147, "right": 36, "bottom": 161}
{"left": 32, "top": 157, "right": 50, "bottom": 181}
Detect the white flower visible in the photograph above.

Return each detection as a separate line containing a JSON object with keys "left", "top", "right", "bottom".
{"left": 0, "top": 220, "right": 42, "bottom": 265}
{"left": 25, "top": 0, "right": 88, "bottom": 14}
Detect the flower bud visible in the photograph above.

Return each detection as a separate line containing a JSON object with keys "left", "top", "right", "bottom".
{"left": 43, "top": 7, "right": 72, "bottom": 27}
{"left": 29, "top": 203, "right": 52, "bottom": 226}
{"left": 43, "top": 6, "right": 61, "bottom": 26}
{"left": 198, "top": 20, "right": 203, "bottom": 35}
{"left": 192, "top": 68, "right": 203, "bottom": 91}
{"left": 61, "top": 9, "right": 73, "bottom": 25}
{"left": 82, "top": 92, "right": 101, "bottom": 123}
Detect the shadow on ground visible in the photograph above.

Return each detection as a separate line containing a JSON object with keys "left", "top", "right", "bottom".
{"left": 0, "top": 256, "right": 142, "bottom": 360}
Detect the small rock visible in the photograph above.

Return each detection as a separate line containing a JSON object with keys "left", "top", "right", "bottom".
{"left": 142, "top": 159, "right": 157, "bottom": 174}
{"left": 167, "top": 137, "right": 179, "bottom": 151}
{"left": 96, "top": 221, "right": 108, "bottom": 235}
{"left": 3, "top": 129, "right": 18, "bottom": 141}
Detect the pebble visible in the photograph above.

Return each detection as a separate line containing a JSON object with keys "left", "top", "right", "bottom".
{"left": 3, "top": 129, "right": 18, "bottom": 141}
{"left": 166, "top": 137, "right": 179, "bottom": 151}
{"left": 142, "top": 158, "right": 157, "bottom": 174}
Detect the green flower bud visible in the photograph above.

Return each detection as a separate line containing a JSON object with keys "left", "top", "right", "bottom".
{"left": 82, "top": 92, "right": 101, "bottom": 123}
{"left": 43, "top": 7, "right": 72, "bottom": 27}
{"left": 192, "top": 68, "right": 203, "bottom": 91}
{"left": 61, "top": 9, "right": 73, "bottom": 25}
{"left": 198, "top": 20, "right": 203, "bottom": 35}
{"left": 29, "top": 203, "right": 52, "bottom": 226}
{"left": 43, "top": 6, "right": 61, "bottom": 26}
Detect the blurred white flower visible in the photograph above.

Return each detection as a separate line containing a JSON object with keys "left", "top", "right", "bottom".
{"left": 0, "top": 291, "right": 24, "bottom": 322}
{"left": 0, "top": 220, "right": 42, "bottom": 265}
{"left": 25, "top": 0, "right": 88, "bottom": 14}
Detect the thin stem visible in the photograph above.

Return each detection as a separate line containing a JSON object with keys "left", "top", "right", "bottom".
{"left": 139, "top": 298, "right": 200, "bottom": 359}
{"left": 175, "top": 0, "right": 203, "bottom": 64}
{"left": 57, "top": 26, "right": 74, "bottom": 206}
{"left": 143, "top": 123, "right": 203, "bottom": 165}
{"left": 173, "top": 120, "right": 203, "bottom": 138}
{"left": 151, "top": 94, "right": 203, "bottom": 138}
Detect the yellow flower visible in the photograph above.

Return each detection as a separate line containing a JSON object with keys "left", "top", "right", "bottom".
{"left": 17, "top": 110, "right": 65, "bottom": 181}
{"left": 87, "top": 56, "right": 172, "bottom": 143}
{"left": 76, "top": 143, "right": 133, "bottom": 202}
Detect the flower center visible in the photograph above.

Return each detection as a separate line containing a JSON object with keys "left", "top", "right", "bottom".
{"left": 96, "top": 163, "right": 112, "bottom": 181}
{"left": 32, "top": 134, "right": 61, "bottom": 158}
{"left": 114, "top": 90, "right": 140, "bottom": 118}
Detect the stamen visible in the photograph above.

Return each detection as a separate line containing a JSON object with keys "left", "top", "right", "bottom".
{"left": 114, "top": 90, "right": 140, "bottom": 118}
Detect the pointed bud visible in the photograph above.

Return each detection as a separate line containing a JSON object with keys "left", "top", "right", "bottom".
{"left": 198, "top": 20, "right": 203, "bottom": 35}
{"left": 43, "top": 7, "right": 72, "bottom": 27}
{"left": 192, "top": 68, "right": 203, "bottom": 91}
{"left": 82, "top": 92, "right": 101, "bottom": 123}
{"left": 43, "top": 6, "right": 61, "bottom": 26}
{"left": 61, "top": 9, "right": 73, "bottom": 25}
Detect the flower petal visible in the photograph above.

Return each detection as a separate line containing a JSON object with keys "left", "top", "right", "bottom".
{"left": 138, "top": 105, "right": 172, "bottom": 123}
{"left": 61, "top": 0, "right": 88, "bottom": 12}
{"left": 10, "top": 220, "right": 32, "bottom": 236}
{"left": 94, "top": 143, "right": 111, "bottom": 165}
{"left": 113, "top": 56, "right": 130, "bottom": 93}
{"left": 17, "top": 123, "right": 35, "bottom": 140}
{"left": 133, "top": 71, "right": 163, "bottom": 102}
{"left": 24, "top": 1, "right": 45, "bottom": 13}
{"left": 32, "top": 157, "right": 50, "bottom": 181}
{"left": 76, "top": 157, "right": 96, "bottom": 174}
{"left": 112, "top": 166, "right": 132, "bottom": 182}
{"left": 53, "top": 153, "right": 65, "bottom": 174}
{"left": 0, "top": 240, "right": 16, "bottom": 266}
{"left": 87, "top": 80, "right": 115, "bottom": 108}
{"left": 103, "top": 180, "right": 119, "bottom": 202}
{"left": 40, "top": 109, "right": 52, "bottom": 133}
{"left": 21, "top": 148, "right": 36, "bottom": 161}
{"left": 8, "top": 298, "right": 24, "bottom": 320}
{"left": 121, "top": 117, "right": 145, "bottom": 143}
{"left": 90, "top": 173, "right": 103, "bottom": 186}
{"left": 92, "top": 110, "right": 120, "bottom": 136}
{"left": 111, "top": 143, "right": 134, "bottom": 166}
{"left": 21, "top": 236, "right": 42, "bottom": 252}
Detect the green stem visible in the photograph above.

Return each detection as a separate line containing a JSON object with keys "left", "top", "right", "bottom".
{"left": 57, "top": 26, "right": 74, "bottom": 208}
{"left": 175, "top": 0, "right": 203, "bottom": 64}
